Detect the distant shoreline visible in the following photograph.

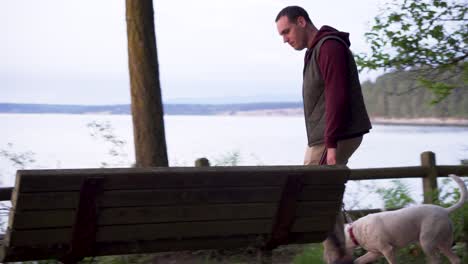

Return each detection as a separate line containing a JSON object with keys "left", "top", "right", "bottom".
{"left": 1, "top": 103, "right": 467, "bottom": 127}
{"left": 220, "top": 109, "right": 468, "bottom": 127}
{"left": 370, "top": 117, "right": 468, "bottom": 127}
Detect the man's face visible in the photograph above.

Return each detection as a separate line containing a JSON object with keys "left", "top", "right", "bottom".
{"left": 276, "top": 16, "right": 306, "bottom": 50}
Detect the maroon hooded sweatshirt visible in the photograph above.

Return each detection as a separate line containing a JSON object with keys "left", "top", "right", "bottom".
{"left": 304, "top": 26, "right": 357, "bottom": 148}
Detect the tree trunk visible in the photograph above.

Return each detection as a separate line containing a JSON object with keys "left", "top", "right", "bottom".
{"left": 125, "top": 0, "right": 168, "bottom": 167}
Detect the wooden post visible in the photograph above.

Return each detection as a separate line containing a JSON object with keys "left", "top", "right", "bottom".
{"left": 125, "top": 0, "right": 168, "bottom": 167}
{"left": 420, "top": 151, "right": 438, "bottom": 204}
{"left": 195, "top": 157, "right": 210, "bottom": 167}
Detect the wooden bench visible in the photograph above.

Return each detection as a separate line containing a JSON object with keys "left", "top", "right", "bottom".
{"left": 0, "top": 165, "right": 349, "bottom": 263}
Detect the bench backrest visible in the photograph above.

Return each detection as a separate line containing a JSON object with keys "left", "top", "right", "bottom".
{"left": 1, "top": 165, "right": 348, "bottom": 262}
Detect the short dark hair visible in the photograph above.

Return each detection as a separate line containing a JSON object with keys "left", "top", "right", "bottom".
{"left": 275, "top": 6, "right": 312, "bottom": 24}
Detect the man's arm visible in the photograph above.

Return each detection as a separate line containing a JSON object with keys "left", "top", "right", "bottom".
{"left": 317, "top": 39, "right": 351, "bottom": 165}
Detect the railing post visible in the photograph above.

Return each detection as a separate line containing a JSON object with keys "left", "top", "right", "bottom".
{"left": 420, "top": 151, "right": 438, "bottom": 204}
{"left": 195, "top": 157, "right": 210, "bottom": 167}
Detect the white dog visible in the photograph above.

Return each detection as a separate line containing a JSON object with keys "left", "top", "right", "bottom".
{"left": 344, "top": 174, "right": 466, "bottom": 264}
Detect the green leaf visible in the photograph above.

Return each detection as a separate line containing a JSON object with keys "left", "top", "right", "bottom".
{"left": 419, "top": 77, "right": 457, "bottom": 104}
{"left": 389, "top": 13, "right": 403, "bottom": 22}
{"left": 358, "top": 0, "right": 465, "bottom": 102}
{"left": 429, "top": 25, "right": 444, "bottom": 40}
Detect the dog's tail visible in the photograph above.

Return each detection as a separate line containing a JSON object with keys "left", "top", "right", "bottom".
{"left": 446, "top": 174, "right": 467, "bottom": 214}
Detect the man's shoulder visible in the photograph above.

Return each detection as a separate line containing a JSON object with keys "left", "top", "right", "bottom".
{"left": 312, "top": 27, "right": 351, "bottom": 50}
{"left": 320, "top": 37, "right": 349, "bottom": 50}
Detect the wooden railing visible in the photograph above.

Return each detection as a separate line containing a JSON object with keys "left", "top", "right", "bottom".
{"left": 349, "top": 151, "right": 468, "bottom": 204}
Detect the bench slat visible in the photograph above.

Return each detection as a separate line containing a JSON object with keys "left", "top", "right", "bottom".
{"left": 1, "top": 232, "right": 326, "bottom": 262}
{"left": 13, "top": 186, "right": 344, "bottom": 210}
{"left": 15, "top": 166, "right": 348, "bottom": 192}
{"left": 6, "top": 217, "right": 334, "bottom": 247}
{"left": 11, "top": 201, "right": 341, "bottom": 229}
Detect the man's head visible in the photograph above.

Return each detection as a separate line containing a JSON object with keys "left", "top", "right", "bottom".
{"left": 275, "top": 6, "right": 315, "bottom": 50}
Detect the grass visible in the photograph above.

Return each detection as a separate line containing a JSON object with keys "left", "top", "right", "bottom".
{"left": 294, "top": 242, "right": 468, "bottom": 264}
{"left": 293, "top": 244, "right": 324, "bottom": 264}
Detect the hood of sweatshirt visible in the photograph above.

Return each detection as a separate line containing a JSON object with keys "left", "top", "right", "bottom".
{"left": 309, "top": 25, "right": 351, "bottom": 49}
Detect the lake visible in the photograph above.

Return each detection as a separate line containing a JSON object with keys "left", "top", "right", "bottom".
{"left": 1, "top": 113, "right": 467, "bottom": 208}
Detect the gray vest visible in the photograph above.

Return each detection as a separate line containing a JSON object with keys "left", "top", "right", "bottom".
{"left": 303, "top": 36, "right": 371, "bottom": 146}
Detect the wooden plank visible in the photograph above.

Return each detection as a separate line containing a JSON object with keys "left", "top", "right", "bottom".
{"left": 12, "top": 201, "right": 340, "bottom": 229}
{"left": 13, "top": 187, "right": 279, "bottom": 210}
{"left": 101, "top": 231, "right": 326, "bottom": 253}
{"left": 16, "top": 166, "right": 349, "bottom": 192}
{"left": 0, "top": 187, "right": 12, "bottom": 201}
{"left": 349, "top": 166, "right": 425, "bottom": 180}
{"left": 13, "top": 209, "right": 75, "bottom": 229}
{"left": 437, "top": 165, "right": 468, "bottom": 176}
{"left": 300, "top": 185, "right": 344, "bottom": 201}
{"left": 13, "top": 185, "right": 343, "bottom": 210}
{"left": 6, "top": 217, "right": 333, "bottom": 247}
{"left": 14, "top": 191, "right": 80, "bottom": 210}
{"left": 1, "top": 232, "right": 327, "bottom": 262}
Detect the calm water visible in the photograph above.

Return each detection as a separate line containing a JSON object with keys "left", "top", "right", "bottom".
{"left": 1, "top": 113, "right": 467, "bottom": 207}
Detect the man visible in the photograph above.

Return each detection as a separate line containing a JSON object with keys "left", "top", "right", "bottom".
{"left": 275, "top": 6, "right": 372, "bottom": 264}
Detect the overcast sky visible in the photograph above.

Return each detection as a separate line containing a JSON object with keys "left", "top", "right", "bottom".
{"left": 1, "top": 0, "right": 384, "bottom": 105}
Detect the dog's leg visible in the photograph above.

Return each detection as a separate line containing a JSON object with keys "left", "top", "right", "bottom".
{"left": 430, "top": 226, "right": 460, "bottom": 264}
{"left": 380, "top": 245, "right": 398, "bottom": 264}
{"left": 354, "top": 251, "right": 382, "bottom": 264}
{"left": 438, "top": 245, "right": 460, "bottom": 264}
{"left": 420, "top": 241, "right": 441, "bottom": 264}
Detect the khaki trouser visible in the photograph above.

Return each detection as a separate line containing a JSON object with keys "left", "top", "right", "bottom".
{"left": 303, "top": 136, "right": 363, "bottom": 166}
{"left": 303, "top": 136, "right": 362, "bottom": 263}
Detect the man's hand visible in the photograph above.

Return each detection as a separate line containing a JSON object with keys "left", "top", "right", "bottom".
{"left": 327, "top": 148, "right": 337, "bottom": 165}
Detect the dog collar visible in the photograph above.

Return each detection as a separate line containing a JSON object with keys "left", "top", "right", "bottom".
{"left": 348, "top": 226, "right": 359, "bottom": 246}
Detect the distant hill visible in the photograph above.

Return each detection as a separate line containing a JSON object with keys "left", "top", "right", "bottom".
{"left": 361, "top": 70, "right": 467, "bottom": 118}
{"left": 3, "top": 101, "right": 467, "bottom": 126}
{"left": 2, "top": 69, "right": 466, "bottom": 118}
{"left": 0, "top": 103, "right": 130, "bottom": 115}
{"left": 0, "top": 102, "right": 302, "bottom": 115}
